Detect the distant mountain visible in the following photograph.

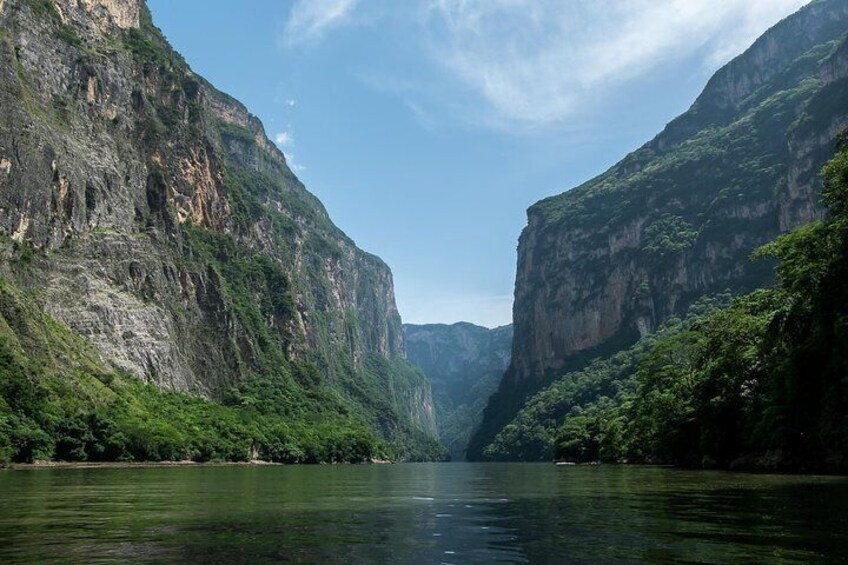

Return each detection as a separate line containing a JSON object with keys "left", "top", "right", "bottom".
{"left": 470, "top": 0, "right": 848, "bottom": 460}
{"left": 404, "top": 323, "right": 512, "bottom": 460}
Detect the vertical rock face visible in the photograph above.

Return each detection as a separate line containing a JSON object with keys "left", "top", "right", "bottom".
{"left": 469, "top": 0, "right": 848, "bottom": 459}
{"left": 404, "top": 323, "right": 512, "bottom": 459}
{"left": 61, "top": 0, "right": 141, "bottom": 30}
{"left": 0, "top": 0, "right": 435, "bottom": 454}
{"left": 511, "top": 0, "right": 848, "bottom": 383}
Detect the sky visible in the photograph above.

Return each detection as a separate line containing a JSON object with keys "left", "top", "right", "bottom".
{"left": 147, "top": 0, "right": 810, "bottom": 328}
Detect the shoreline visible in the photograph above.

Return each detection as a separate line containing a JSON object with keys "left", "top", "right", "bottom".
{"left": 3, "top": 459, "right": 846, "bottom": 477}
{"left": 550, "top": 460, "right": 848, "bottom": 477}
{"left": 1, "top": 458, "right": 396, "bottom": 471}
{"left": 2, "top": 460, "right": 283, "bottom": 471}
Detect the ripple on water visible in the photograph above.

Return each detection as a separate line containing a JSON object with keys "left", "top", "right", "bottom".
{"left": 0, "top": 464, "right": 845, "bottom": 564}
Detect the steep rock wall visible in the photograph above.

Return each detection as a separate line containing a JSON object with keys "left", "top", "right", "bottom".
{"left": 0, "top": 0, "right": 436, "bottom": 450}
{"left": 511, "top": 0, "right": 848, "bottom": 383}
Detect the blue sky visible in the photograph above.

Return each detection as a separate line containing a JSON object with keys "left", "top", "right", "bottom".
{"left": 147, "top": 0, "right": 809, "bottom": 328}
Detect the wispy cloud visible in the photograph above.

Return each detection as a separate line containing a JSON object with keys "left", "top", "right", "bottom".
{"left": 273, "top": 96, "right": 297, "bottom": 107}
{"left": 404, "top": 100, "right": 438, "bottom": 131}
{"left": 286, "top": 153, "right": 306, "bottom": 173}
{"left": 273, "top": 130, "right": 303, "bottom": 171}
{"left": 274, "top": 131, "right": 294, "bottom": 147}
{"left": 276, "top": 1, "right": 810, "bottom": 127}
{"left": 422, "top": 0, "right": 810, "bottom": 128}
{"left": 281, "top": 0, "right": 359, "bottom": 48}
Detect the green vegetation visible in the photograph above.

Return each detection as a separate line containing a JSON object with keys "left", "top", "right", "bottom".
{"left": 22, "top": 0, "right": 61, "bottom": 21}
{"left": 182, "top": 223, "right": 297, "bottom": 363}
{"left": 116, "top": 11, "right": 441, "bottom": 463}
{"left": 217, "top": 121, "right": 256, "bottom": 146}
{"left": 642, "top": 214, "right": 700, "bottom": 259}
{"left": 193, "top": 123, "right": 437, "bottom": 460}
{"left": 345, "top": 354, "right": 447, "bottom": 462}
{"left": 56, "top": 25, "right": 83, "bottom": 49}
{"left": 22, "top": 0, "right": 84, "bottom": 49}
{"left": 0, "top": 274, "right": 422, "bottom": 466}
{"left": 120, "top": 6, "right": 187, "bottom": 78}
{"left": 0, "top": 200, "right": 444, "bottom": 465}
{"left": 484, "top": 138, "right": 848, "bottom": 471}
{"left": 435, "top": 370, "right": 503, "bottom": 460}
{"left": 178, "top": 223, "right": 443, "bottom": 463}
{"left": 213, "top": 126, "right": 341, "bottom": 243}
{"left": 483, "top": 296, "right": 731, "bottom": 462}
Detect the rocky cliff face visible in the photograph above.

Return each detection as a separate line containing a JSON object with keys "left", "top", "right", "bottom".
{"left": 512, "top": 0, "right": 848, "bottom": 382}
{"left": 404, "top": 323, "right": 512, "bottom": 459}
{"left": 469, "top": 0, "right": 848, "bottom": 459}
{"left": 0, "top": 0, "right": 437, "bottom": 453}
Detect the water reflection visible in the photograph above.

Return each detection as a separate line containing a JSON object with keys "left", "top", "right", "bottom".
{"left": 0, "top": 464, "right": 846, "bottom": 563}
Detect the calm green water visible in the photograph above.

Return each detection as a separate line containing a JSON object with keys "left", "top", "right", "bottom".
{"left": 0, "top": 463, "right": 846, "bottom": 563}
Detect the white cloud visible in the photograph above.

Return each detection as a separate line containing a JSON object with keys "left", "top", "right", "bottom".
{"left": 423, "top": 0, "right": 810, "bottom": 128}
{"left": 273, "top": 131, "right": 303, "bottom": 172}
{"left": 273, "top": 96, "right": 297, "bottom": 107}
{"left": 274, "top": 131, "right": 294, "bottom": 147}
{"left": 405, "top": 100, "right": 437, "bottom": 131}
{"left": 282, "top": 0, "right": 359, "bottom": 48}
{"left": 286, "top": 153, "right": 306, "bottom": 173}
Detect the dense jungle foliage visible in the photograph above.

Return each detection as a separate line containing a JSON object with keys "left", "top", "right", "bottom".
{"left": 0, "top": 276, "right": 444, "bottom": 466}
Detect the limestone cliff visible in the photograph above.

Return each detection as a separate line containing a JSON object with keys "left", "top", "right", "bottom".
{"left": 469, "top": 0, "right": 848, "bottom": 459}
{"left": 0, "top": 0, "right": 438, "bottom": 456}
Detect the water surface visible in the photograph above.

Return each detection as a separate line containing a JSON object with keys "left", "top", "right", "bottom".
{"left": 0, "top": 463, "right": 846, "bottom": 563}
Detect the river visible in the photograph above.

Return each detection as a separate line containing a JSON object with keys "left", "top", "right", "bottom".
{"left": 0, "top": 463, "right": 846, "bottom": 563}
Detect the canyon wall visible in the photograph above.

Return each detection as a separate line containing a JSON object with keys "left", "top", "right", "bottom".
{"left": 469, "top": 0, "right": 848, "bottom": 458}
{"left": 0, "top": 0, "right": 437, "bottom": 453}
